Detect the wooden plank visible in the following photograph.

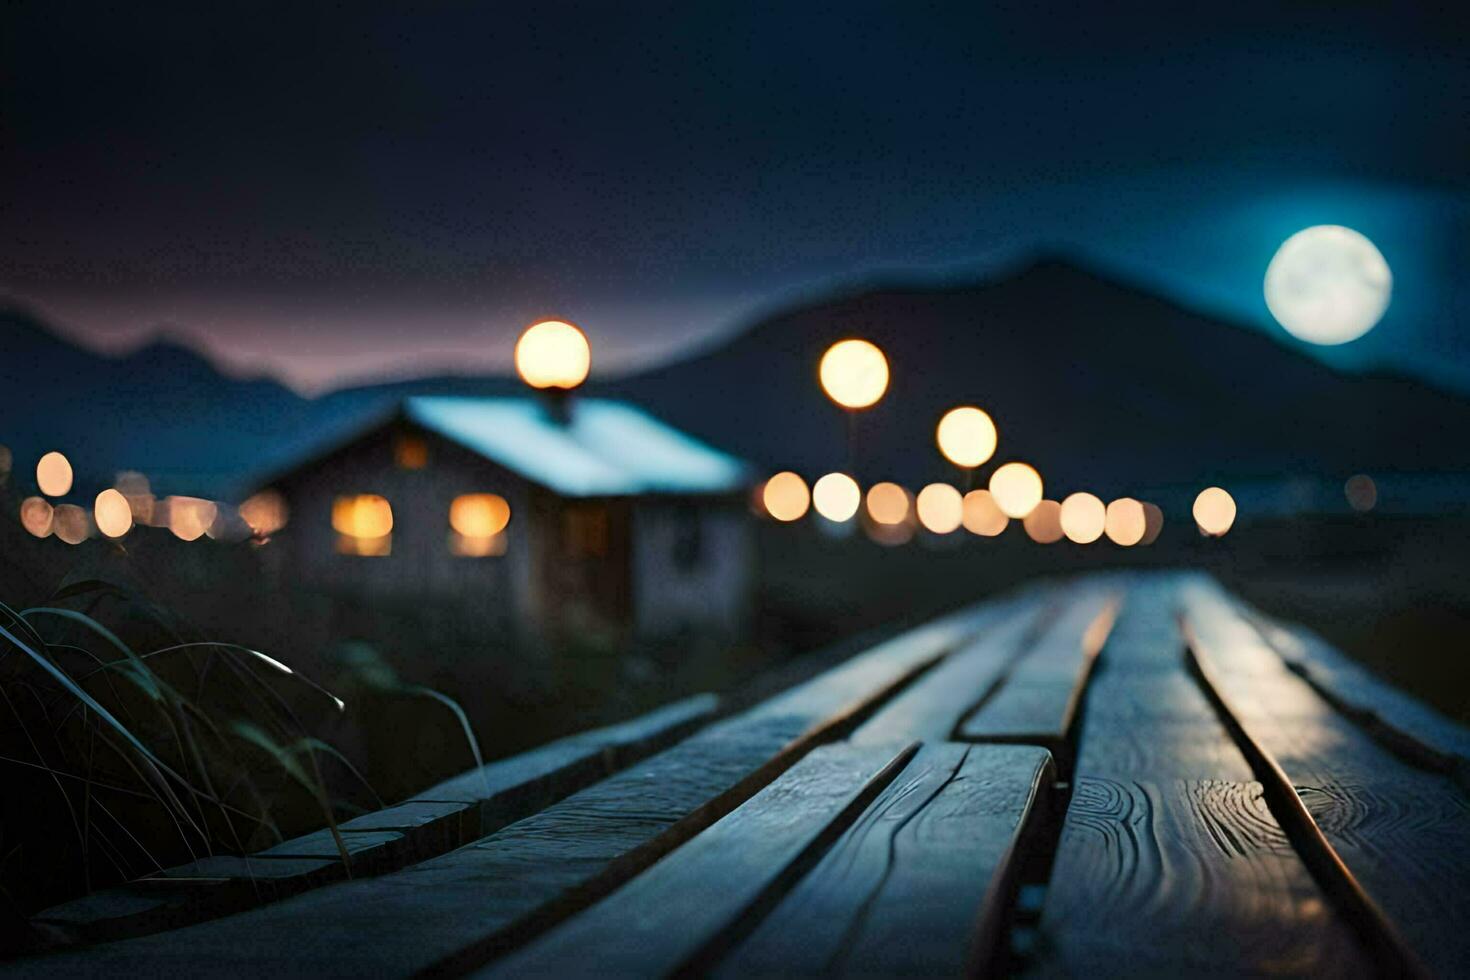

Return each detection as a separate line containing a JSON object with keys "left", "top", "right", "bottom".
{"left": 1028, "top": 577, "right": 1373, "bottom": 978}
{"left": 1184, "top": 582, "right": 1470, "bottom": 978}
{"left": 484, "top": 742, "right": 918, "bottom": 978}
{"left": 14, "top": 601, "right": 995, "bottom": 975}
{"left": 851, "top": 589, "right": 1047, "bottom": 744}
{"left": 718, "top": 742, "right": 1054, "bottom": 978}
{"left": 959, "top": 590, "right": 1119, "bottom": 764}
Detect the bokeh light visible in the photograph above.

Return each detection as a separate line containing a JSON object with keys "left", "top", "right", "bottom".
{"left": 1060, "top": 492, "right": 1106, "bottom": 544}
{"left": 450, "top": 493, "right": 512, "bottom": 537}
{"left": 1104, "top": 497, "right": 1146, "bottom": 546}
{"left": 961, "top": 489, "right": 1008, "bottom": 536}
{"left": 1141, "top": 502, "right": 1164, "bottom": 545}
{"left": 812, "top": 472, "right": 861, "bottom": 522}
{"left": 916, "top": 483, "right": 963, "bottom": 534}
{"left": 515, "top": 320, "right": 591, "bottom": 390}
{"left": 935, "top": 407, "right": 997, "bottom": 468}
{"left": 169, "top": 496, "right": 220, "bottom": 541}
{"left": 36, "top": 451, "right": 73, "bottom": 497}
{"left": 52, "top": 504, "right": 90, "bottom": 545}
{"left": 332, "top": 494, "right": 393, "bottom": 540}
{"left": 866, "top": 482, "right": 910, "bottom": 525}
{"left": 1023, "top": 500, "right": 1063, "bottom": 544}
{"left": 115, "top": 471, "right": 155, "bottom": 524}
{"left": 94, "top": 488, "right": 134, "bottom": 538}
{"left": 989, "top": 462, "right": 1043, "bottom": 518}
{"left": 1345, "top": 474, "right": 1377, "bottom": 513}
{"left": 762, "top": 472, "right": 810, "bottom": 522}
{"left": 240, "top": 490, "right": 290, "bottom": 536}
{"left": 20, "top": 497, "right": 53, "bottom": 538}
{"left": 1264, "top": 225, "right": 1391, "bottom": 346}
{"left": 1193, "top": 487, "right": 1237, "bottom": 537}
{"left": 818, "top": 339, "right": 889, "bottom": 410}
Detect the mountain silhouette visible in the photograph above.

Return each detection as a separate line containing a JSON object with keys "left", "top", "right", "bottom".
{"left": 3, "top": 255, "right": 1469, "bottom": 502}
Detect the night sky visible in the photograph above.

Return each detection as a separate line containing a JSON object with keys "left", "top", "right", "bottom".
{"left": 3, "top": 3, "right": 1467, "bottom": 393}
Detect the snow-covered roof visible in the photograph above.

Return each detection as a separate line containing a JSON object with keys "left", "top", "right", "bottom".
{"left": 400, "top": 396, "right": 748, "bottom": 497}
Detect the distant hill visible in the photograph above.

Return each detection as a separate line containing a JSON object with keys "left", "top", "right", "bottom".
{"left": 4, "top": 255, "right": 1470, "bottom": 502}
{"left": 600, "top": 256, "right": 1470, "bottom": 497}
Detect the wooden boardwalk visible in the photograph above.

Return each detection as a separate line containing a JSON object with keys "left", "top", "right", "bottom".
{"left": 10, "top": 571, "right": 1470, "bottom": 977}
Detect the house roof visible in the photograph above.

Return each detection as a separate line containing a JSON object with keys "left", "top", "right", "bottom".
{"left": 399, "top": 396, "right": 749, "bottom": 497}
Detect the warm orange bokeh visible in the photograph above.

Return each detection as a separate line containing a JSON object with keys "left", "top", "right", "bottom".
{"left": 1193, "top": 487, "right": 1236, "bottom": 537}
{"left": 1023, "top": 500, "right": 1063, "bottom": 543}
{"left": 961, "top": 489, "right": 1008, "bottom": 536}
{"left": 332, "top": 494, "right": 393, "bottom": 540}
{"left": 935, "top": 407, "right": 997, "bottom": 468}
{"left": 240, "top": 490, "right": 290, "bottom": 536}
{"left": 450, "top": 493, "right": 512, "bottom": 537}
{"left": 866, "top": 482, "right": 910, "bottom": 526}
{"left": 94, "top": 488, "right": 134, "bottom": 538}
{"left": 762, "top": 472, "right": 811, "bottom": 522}
{"left": 169, "top": 496, "right": 220, "bottom": 541}
{"left": 1141, "top": 502, "right": 1165, "bottom": 545}
{"left": 819, "top": 339, "right": 889, "bottom": 409}
{"left": 1060, "top": 492, "right": 1106, "bottom": 544}
{"left": 916, "top": 483, "right": 963, "bottom": 534}
{"left": 812, "top": 472, "right": 861, "bottom": 522}
{"left": 989, "top": 462, "right": 1043, "bottom": 518}
{"left": 52, "top": 504, "right": 90, "bottom": 545}
{"left": 1104, "top": 497, "right": 1146, "bottom": 546}
{"left": 36, "top": 451, "right": 73, "bottom": 497}
{"left": 20, "top": 497, "right": 53, "bottom": 538}
{"left": 515, "top": 320, "right": 591, "bottom": 390}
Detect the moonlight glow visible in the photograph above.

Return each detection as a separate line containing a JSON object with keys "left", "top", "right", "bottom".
{"left": 1264, "top": 225, "right": 1391, "bottom": 346}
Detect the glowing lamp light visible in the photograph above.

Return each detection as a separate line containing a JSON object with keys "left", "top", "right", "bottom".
{"left": 1104, "top": 497, "right": 1147, "bottom": 547}
{"left": 52, "top": 504, "right": 90, "bottom": 545}
{"left": 332, "top": 494, "right": 393, "bottom": 539}
{"left": 240, "top": 490, "right": 290, "bottom": 536}
{"left": 989, "top": 462, "right": 1043, "bottom": 519}
{"left": 812, "top": 472, "right": 861, "bottom": 523}
{"left": 866, "top": 482, "right": 910, "bottom": 526}
{"left": 916, "top": 483, "right": 963, "bottom": 534}
{"left": 20, "top": 497, "right": 54, "bottom": 538}
{"left": 94, "top": 489, "right": 134, "bottom": 538}
{"left": 515, "top": 320, "right": 591, "bottom": 390}
{"left": 962, "top": 489, "right": 1008, "bottom": 536}
{"left": 936, "top": 407, "right": 997, "bottom": 468}
{"left": 450, "top": 493, "right": 512, "bottom": 537}
{"left": 1059, "top": 492, "right": 1106, "bottom": 544}
{"left": 762, "top": 472, "right": 810, "bottom": 522}
{"left": 1023, "top": 500, "right": 1064, "bottom": 544}
{"left": 819, "top": 339, "right": 889, "bottom": 410}
{"left": 168, "top": 496, "right": 219, "bottom": 541}
{"left": 36, "top": 451, "right": 73, "bottom": 497}
{"left": 1193, "top": 487, "right": 1237, "bottom": 537}
{"left": 1264, "top": 226, "right": 1391, "bottom": 346}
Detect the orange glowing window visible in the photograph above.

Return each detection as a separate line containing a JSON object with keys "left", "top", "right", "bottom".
{"left": 395, "top": 434, "right": 429, "bottom": 470}
{"left": 563, "top": 504, "right": 609, "bottom": 559}
{"left": 333, "top": 494, "right": 393, "bottom": 555}
{"left": 449, "top": 493, "right": 511, "bottom": 557}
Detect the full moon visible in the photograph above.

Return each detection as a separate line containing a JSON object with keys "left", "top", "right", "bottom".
{"left": 1263, "top": 225, "right": 1391, "bottom": 345}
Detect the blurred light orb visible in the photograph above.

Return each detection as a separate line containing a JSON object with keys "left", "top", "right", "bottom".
{"left": 94, "top": 488, "right": 134, "bottom": 538}
{"left": 916, "top": 483, "right": 963, "bottom": 534}
{"left": 1141, "top": 502, "right": 1165, "bottom": 545}
{"left": 989, "top": 462, "right": 1043, "bottom": 518}
{"left": 1193, "top": 486, "right": 1237, "bottom": 537}
{"left": 52, "top": 504, "right": 90, "bottom": 545}
{"left": 819, "top": 339, "right": 889, "bottom": 409}
{"left": 762, "top": 471, "right": 810, "bottom": 522}
{"left": 935, "top": 407, "right": 997, "bottom": 468}
{"left": 20, "top": 497, "right": 53, "bottom": 537}
{"left": 1264, "top": 226, "right": 1391, "bottom": 345}
{"left": 1345, "top": 474, "right": 1377, "bottom": 513}
{"left": 1023, "top": 500, "right": 1064, "bottom": 544}
{"left": 240, "top": 490, "right": 289, "bottom": 536}
{"left": 515, "top": 320, "right": 591, "bottom": 390}
{"left": 962, "top": 489, "right": 1008, "bottom": 536}
{"left": 812, "top": 472, "right": 861, "bottom": 522}
{"left": 1060, "top": 492, "right": 1106, "bottom": 544}
{"left": 169, "top": 496, "right": 220, "bottom": 541}
{"left": 1104, "top": 497, "right": 1147, "bottom": 546}
{"left": 450, "top": 493, "right": 512, "bottom": 537}
{"left": 36, "top": 451, "right": 73, "bottom": 497}
{"left": 866, "top": 482, "right": 910, "bottom": 526}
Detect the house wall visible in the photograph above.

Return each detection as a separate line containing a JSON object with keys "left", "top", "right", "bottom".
{"left": 630, "top": 499, "right": 754, "bottom": 641}
{"left": 273, "top": 424, "right": 535, "bottom": 635}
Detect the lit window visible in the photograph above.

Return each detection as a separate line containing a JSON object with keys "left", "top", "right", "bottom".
{"left": 563, "top": 504, "right": 609, "bottom": 559}
{"left": 394, "top": 434, "right": 428, "bottom": 470}
{"left": 449, "top": 493, "right": 511, "bottom": 557}
{"left": 333, "top": 494, "right": 393, "bottom": 555}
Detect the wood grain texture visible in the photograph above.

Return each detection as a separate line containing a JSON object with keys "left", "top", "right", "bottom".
{"left": 718, "top": 742, "right": 1054, "bottom": 978}
{"left": 851, "top": 591, "right": 1046, "bottom": 744}
{"left": 483, "top": 742, "right": 918, "bottom": 978}
{"left": 1028, "top": 577, "right": 1373, "bottom": 978}
{"left": 1185, "top": 582, "right": 1470, "bottom": 977}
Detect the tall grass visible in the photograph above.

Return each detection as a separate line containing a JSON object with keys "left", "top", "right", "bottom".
{"left": 0, "top": 577, "right": 406, "bottom": 953}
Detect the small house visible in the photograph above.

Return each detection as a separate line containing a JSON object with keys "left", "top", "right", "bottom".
{"left": 259, "top": 396, "right": 755, "bottom": 643}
